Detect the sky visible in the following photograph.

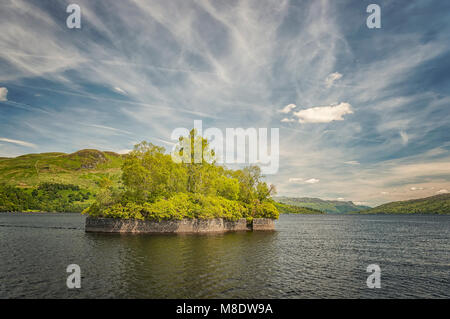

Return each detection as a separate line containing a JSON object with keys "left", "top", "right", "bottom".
{"left": 1, "top": 0, "right": 450, "bottom": 206}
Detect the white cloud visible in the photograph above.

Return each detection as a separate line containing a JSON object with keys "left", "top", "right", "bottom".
{"left": 117, "top": 149, "right": 132, "bottom": 154}
{"left": 288, "top": 177, "right": 319, "bottom": 184}
{"left": 279, "top": 104, "right": 296, "bottom": 114}
{"left": 113, "top": 87, "right": 127, "bottom": 95}
{"left": 410, "top": 187, "right": 424, "bottom": 191}
{"left": 0, "top": 137, "right": 36, "bottom": 148}
{"left": 0, "top": 87, "right": 8, "bottom": 101}
{"left": 325, "top": 72, "right": 342, "bottom": 88}
{"left": 344, "top": 160, "right": 360, "bottom": 165}
{"left": 337, "top": 197, "right": 345, "bottom": 201}
{"left": 86, "top": 124, "right": 133, "bottom": 135}
{"left": 281, "top": 118, "right": 295, "bottom": 123}
{"left": 436, "top": 189, "right": 449, "bottom": 194}
{"left": 354, "top": 201, "right": 369, "bottom": 206}
{"left": 293, "top": 102, "right": 353, "bottom": 123}
{"left": 392, "top": 161, "right": 450, "bottom": 177}
{"left": 380, "top": 191, "right": 389, "bottom": 195}
{"left": 152, "top": 137, "right": 176, "bottom": 146}
{"left": 400, "top": 131, "right": 409, "bottom": 145}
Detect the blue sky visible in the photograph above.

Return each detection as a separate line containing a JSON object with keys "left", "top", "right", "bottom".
{"left": 1, "top": 0, "right": 450, "bottom": 205}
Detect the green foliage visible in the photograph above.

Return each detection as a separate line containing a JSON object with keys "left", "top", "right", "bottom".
{"left": 358, "top": 194, "right": 450, "bottom": 215}
{"left": 84, "top": 193, "right": 249, "bottom": 221}
{"left": 0, "top": 182, "right": 94, "bottom": 212}
{"left": 0, "top": 132, "right": 280, "bottom": 219}
{"left": 0, "top": 184, "right": 35, "bottom": 212}
{"left": 188, "top": 193, "right": 247, "bottom": 220}
{"left": 213, "top": 174, "right": 240, "bottom": 200}
{"left": 121, "top": 142, "right": 187, "bottom": 202}
{"left": 84, "top": 131, "right": 278, "bottom": 220}
{"left": 38, "top": 182, "right": 80, "bottom": 192}
{"left": 252, "top": 201, "right": 279, "bottom": 219}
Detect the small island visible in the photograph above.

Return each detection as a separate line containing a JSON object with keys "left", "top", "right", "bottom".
{"left": 83, "top": 130, "right": 278, "bottom": 233}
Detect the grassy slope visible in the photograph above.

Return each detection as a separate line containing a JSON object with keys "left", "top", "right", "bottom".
{"left": 358, "top": 193, "right": 450, "bottom": 215}
{"left": 275, "top": 196, "right": 370, "bottom": 214}
{"left": 0, "top": 149, "right": 125, "bottom": 191}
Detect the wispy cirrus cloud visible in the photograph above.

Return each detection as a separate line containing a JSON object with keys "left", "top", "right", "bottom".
{"left": 288, "top": 177, "right": 320, "bottom": 184}
{"left": 113, "top": 87, "right": 127, "bottom": 95}
{"left": 279, "top": 104, "right": 296, "bottom": 114}
{"left": 0, "top": 0, "right": 449, "bottom": 205}
{"left": 0, "top": 87, "right": 8, "bottom": 101}
{"left": 0, "top": 137, "right": 36, "bottom": 148}
{"left": 281, "top": 118, "right": 295, "bottom": 123}
{"left": 305, "top": 178, "right": 320, "bottom": 184}
{"left": 400, "top": 131, "right": 409, "bottom": 146}
{"left": 85, "top": 124, "right": 133, "bottom": 136}
{"left": 325, "top": 72, "right": 342, "bottom": 88}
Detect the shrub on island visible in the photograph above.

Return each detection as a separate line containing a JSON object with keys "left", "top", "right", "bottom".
{"left": 82, "top": 130, "right": 279, "bottom": 221}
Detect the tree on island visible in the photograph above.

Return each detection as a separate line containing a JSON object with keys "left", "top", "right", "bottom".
{"left": 83, "top": 130, "right": 279, "bottom": 221}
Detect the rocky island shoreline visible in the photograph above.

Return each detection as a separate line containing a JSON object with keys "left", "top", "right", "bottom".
{"left": 85, "top": 217, "right": 275, "bottom": 233}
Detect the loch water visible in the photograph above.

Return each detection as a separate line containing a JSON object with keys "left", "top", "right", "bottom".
{"left": 0, "top": 213, "right": 449, "bottom": 298}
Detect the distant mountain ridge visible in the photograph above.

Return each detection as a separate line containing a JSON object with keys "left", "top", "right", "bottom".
{"left": 273, "top": 202, "right": 325, "bottom": 215}
{"left": 359, "top": 193, "right": 450, "bottom": 215}
{"left": 274, "top": 196, "right": 371, "bottom": 214}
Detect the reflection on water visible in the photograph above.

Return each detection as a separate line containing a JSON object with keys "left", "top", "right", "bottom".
{"left": 102, "top": 231, "right": 280, "bottom": 298}
{"left": 0, "top": 213, "right": 449, "bottom": 298}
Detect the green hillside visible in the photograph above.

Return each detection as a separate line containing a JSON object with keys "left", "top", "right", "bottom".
{"left": 274, "top": 202, "right": 325, "bottom": 214}
{"left": 0, "top": 150, "right": 125, "bottom": 212}
{"left": 0, "top": 143, "right": 278, "bottom": 219}
{"left": 275, "top": 196, "right": 370, "bottom": 214}
{"left": 358, "top": 194, "right": 450, "bottom": 215}
{"left": 0, "top": 149, "right": 124, "bottom": 189}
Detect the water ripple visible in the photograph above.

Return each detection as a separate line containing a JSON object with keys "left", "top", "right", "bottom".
{"left": 0, "top": 213, "right": 449, "bottom": 298}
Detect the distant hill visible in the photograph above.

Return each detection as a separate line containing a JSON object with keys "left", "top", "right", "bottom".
{"left": 0, "top": 149, "right": 125, "bottom": 190}
{"left": 274, "top": 196, "right": 371, "bottom": 214}
{"left": 0, "top": 149, "right": 126, "bottom": 212}
{"left": 358, "top": 194, "right": 450, "bottom": 215}
{"left": 274, "top": 202, "right": 325, "bottom": 214}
